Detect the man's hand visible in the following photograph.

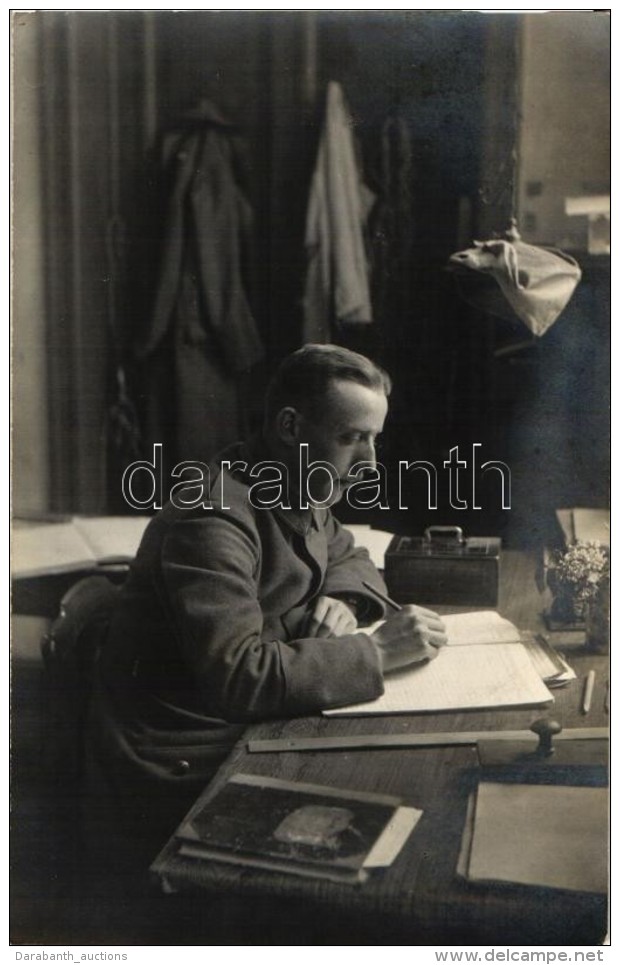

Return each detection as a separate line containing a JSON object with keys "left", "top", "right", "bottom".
{"left": 302, "top": 595, "right": 358, "bottom": 638}
{"left": 369, "top": 605, "right": 447, "bottom": 673}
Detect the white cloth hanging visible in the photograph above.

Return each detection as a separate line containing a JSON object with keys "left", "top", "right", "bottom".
{"left": 302, "top": 81, "right": 375, "bottom": 343}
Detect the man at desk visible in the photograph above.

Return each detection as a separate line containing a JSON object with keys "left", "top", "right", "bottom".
{"left": 93, "top": 345, "right": 447, "bottom": 829}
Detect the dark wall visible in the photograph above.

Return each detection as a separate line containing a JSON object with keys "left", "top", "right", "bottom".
{"left": 28, "top": 10, "right": 609, "bottom": 541}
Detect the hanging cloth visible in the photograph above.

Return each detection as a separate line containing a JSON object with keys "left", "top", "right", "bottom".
{"left": 134, "top": 100, "right": 264, "bottom": 465}
{"left": 302, "top": 81, "right": 375, "bottom": 343}
{"left": 448, "top": 230, "right": 582, "bottom": 337}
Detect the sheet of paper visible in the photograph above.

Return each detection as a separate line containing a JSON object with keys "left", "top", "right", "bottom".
{"left": 456, "top": 791, "right": 476, "bottom": 879}
{"left": 325, "top": 643, "right": 553, "bottom": 715}
{"left": 344, "top": 525, "right": 394, "bottom": 569}
{"left": 11, "top": 522, "right": 96, "bottom": 577}
{"left": 363, "top": 805, "right": 423, "bottom": 868}
{"left": 571, "top": 508, "right": 610, "bottom": 545}
{"left": 556, "top": 507, "right": 610, "bottom": 546}
{"left": 467, "top": 783, "right": 608, "bottom": 894}
{"left": 73, "top": 515, "right": 150, "bottom": 562}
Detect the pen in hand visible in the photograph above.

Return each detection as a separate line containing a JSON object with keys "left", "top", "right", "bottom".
{"left": 360, "top": 580, "right": 448, "bottom": 671}
{"left": 361, "top": 580, "right": 402, "bottom": 612}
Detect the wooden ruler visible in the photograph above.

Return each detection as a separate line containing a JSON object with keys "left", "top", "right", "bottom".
{"left": 248, "top": 727, "right": 608, "bottom": 754}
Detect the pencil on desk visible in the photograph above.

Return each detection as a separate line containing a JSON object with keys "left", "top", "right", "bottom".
{"left": 582, "top": 670, "right": 596, "bottom": 715}
{"left": 361, "top": 581, "right": 402, "bottom": 612}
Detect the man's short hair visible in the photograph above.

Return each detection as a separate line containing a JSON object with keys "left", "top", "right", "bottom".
{"left": 265, "top": 344, "right": 392, "bottom": 424}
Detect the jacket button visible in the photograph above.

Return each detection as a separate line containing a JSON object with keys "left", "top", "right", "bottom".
{"left": 172, "top": 759, "right": 191, "bottom": 776}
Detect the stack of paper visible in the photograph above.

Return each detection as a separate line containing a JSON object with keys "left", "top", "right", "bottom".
{"left": 458, "top": 782, "right": 607, "bottom": 894}
{"left": 520, "top": 632, "right": 576, "bottom": 688}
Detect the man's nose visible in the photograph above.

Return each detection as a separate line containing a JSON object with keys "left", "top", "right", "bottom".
{"left": 354, "top": 439, "right": 376, "bottom": 468}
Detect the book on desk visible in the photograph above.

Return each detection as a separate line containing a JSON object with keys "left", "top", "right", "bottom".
{"left": 457, "top": 782, "right": 607, "bottom": 895}
{"left": 163, "top": 773, "right": 423, "bottom": 886}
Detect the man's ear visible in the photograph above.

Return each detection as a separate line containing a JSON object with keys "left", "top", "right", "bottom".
{"left": 275, "top": 406, "right": 302, "bottom": 446}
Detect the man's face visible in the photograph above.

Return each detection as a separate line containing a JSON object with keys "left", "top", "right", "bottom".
{"left": 294, "top": 379, "right": 389, "bottom": 504}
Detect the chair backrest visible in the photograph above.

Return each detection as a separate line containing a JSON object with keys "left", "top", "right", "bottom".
{"left": 41, "top": 575, "right": 119, "bottom": 785}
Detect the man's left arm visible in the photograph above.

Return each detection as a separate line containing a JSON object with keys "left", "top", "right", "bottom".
{"left": 320, "top": 513, "right": 388, "bottom": 625}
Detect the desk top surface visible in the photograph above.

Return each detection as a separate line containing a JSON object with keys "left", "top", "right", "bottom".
{"left": 152, "top": 550, "right": 609, "bottom": 944}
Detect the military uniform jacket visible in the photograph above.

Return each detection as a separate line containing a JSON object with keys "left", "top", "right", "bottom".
{"left": 93, "top": 440, "right": 387, "bottom": 798}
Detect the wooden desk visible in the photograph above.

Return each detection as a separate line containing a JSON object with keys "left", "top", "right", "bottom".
{"left": 151, "top": 551, "right": 609, "bottom": 945}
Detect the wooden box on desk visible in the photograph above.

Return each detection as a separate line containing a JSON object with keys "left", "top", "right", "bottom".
{"left": 384, "top": 527, "right": 501, "bottom": 607}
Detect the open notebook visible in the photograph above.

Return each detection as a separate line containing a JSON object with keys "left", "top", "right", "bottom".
{"left": 325, "top": 611, "right": 553, "bottom": 716}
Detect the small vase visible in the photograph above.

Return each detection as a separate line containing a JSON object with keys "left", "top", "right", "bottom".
{"left": 549, "top": 589, "right": 585, "bottom": 625}
{"left": 586, "top": 575, "right": 610, "bottom": 654}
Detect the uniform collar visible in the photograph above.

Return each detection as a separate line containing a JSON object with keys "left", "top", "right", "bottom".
{"left": 216, "top": 435, "right": 322, "bottom": 536}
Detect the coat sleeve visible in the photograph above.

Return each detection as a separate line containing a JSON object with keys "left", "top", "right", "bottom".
{"left": 320, "top": 513, "right": 389, "bottom": 624}
{"left": 159, "top": 514, "right": 384, "bottom": 723}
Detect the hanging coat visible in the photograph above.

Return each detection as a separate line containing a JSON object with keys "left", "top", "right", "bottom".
{"left": 302, "top": 82, "right": 375, "bottom": 343}
{"left": 135, "top": 101, "right": 264, "bottom": 466}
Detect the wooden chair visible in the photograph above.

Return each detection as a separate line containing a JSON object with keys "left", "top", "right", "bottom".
{"left": 38, "top": 574, "right": 217, "bottom": 942}
{"left": 38, "top": 575, "right": 187, "bottom": 941}
{"left": 41, "top": 575, "right": 120, "bottom": 789}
